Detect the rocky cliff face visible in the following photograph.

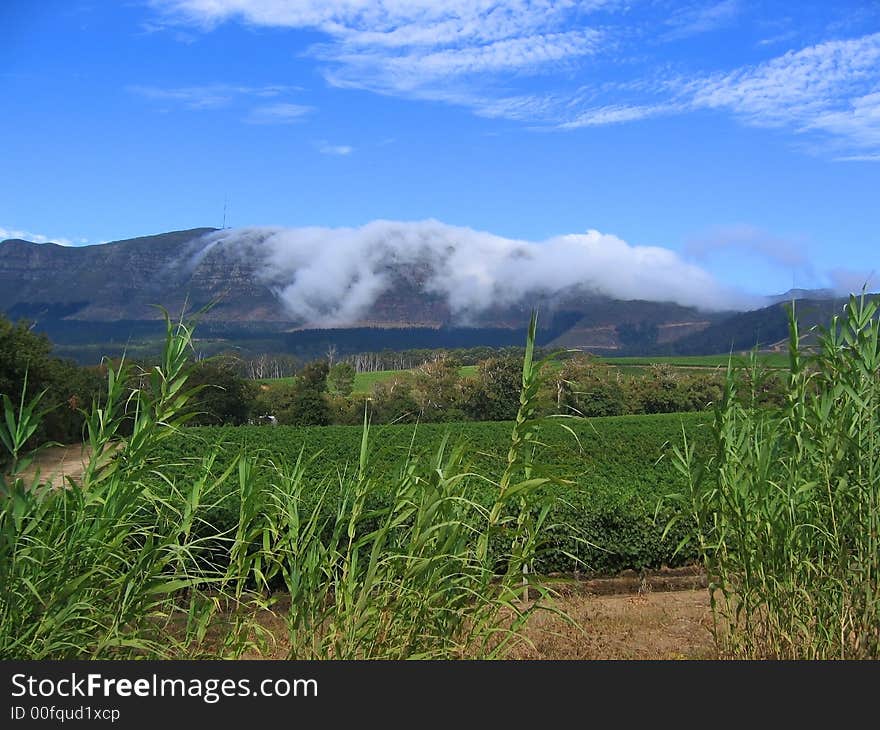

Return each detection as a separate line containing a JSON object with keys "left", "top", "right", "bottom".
{"left": 0, "top": 228, "right": 288, "bottom": 322}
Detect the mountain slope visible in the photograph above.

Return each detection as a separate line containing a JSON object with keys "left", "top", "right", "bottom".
{"left": 1, "top": 227, "right": 843, "bottom": 362}
{"left": 656, "top": 297, "right": 853, "bottom": 355}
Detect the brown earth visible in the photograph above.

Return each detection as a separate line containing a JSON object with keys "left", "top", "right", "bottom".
{"left": 12, "top": 442, "right": 95, "bottom": 487}
{"left": 232, "top": 582, "right": 717, "bottom": 660}
{"left": 508, "top": 584, "right": 716, "bottom": 660}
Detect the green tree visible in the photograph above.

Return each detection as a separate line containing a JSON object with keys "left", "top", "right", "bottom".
{"left": 557, "top": 356, "right": 627, "bottom": 417}
{"left": 271, "top": 360, "right": 331, "bottom": 426}
{"left": 327, "top": 362, "right": 356, "bottom": 396}
{"left": 411, "top": 355, "right": 461, "bottom": 417}
{"left": 0, "top": 314, "right": 105, "bottom": 444}
{"left": 473, "top": 354, "right": 522, "bottom": 421}
{"left": 298, "top": 361, "right": 329, "bottom": 391}
{"left": 370, "top": 377, "right": 419, "bottom": 424}
{"left": 0, "top": 316, "right": 53, "bottom": 400}
{"left": 279, "top": 389, "right": 330, "bottom": 426}
{"left": 632, "top": 364, "right": 686, "bottom": 414}
{"left": 185, "top": 359, "right": 258, "bottom": 425}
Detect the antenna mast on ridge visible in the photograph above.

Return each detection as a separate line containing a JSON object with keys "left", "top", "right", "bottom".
{"left": 222, "top": 194, "right": 228, "bottom": 229}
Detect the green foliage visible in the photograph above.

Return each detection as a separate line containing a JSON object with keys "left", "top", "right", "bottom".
{"left": 297, "top": 360, "right": 329, "bottom": 391}
{"left": 185, "top": 358, "right": 258, "bottom": 425}
{"left": 150, "top": 411, "right": 710, "bottom": 575}
{"left": 670, "top": 294, "right": 880, "bottom": 659}
{"left": 557, "top": 356, "right": 628, "bottom": 417}
{"left": 1, "top": 310, "right": 570, "bottom": 659}
{"left": 263, "top": 360, "right": 332, "bottom": 426}
{"left": 280, "top": 388, "right": 330, "bottom": 426}
{"left": 472, "top": 354, "right": 523, "bottom": 421}
{"left": 602, "top": 353, "right": 791, "bottom": 368}
{"left": 327, "top": 361, "right": 356, "bottom": 396}
{"left": 0, "top": 313, "right": 206, "bottom": 658}
{"left": 0, "top": 313, "right": 105, "bottom": 447}
{"left": 368, "top": 376, "right": 420, "bottom": 424}
{"left": 256, "top": 349, "right": 785, "bottom": 426}
{"left": 410, "top": 355, "right": 462, "bottom": 417}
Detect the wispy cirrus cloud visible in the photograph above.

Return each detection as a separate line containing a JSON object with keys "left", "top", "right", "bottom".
{"left": 685, "top": 34, "right": 880, "bottom": 125}
{"left": 244, "top": 102, "right": 314, "bottom": 124}
{"left": 315, "top": 141, "right": 353, "bottom": 156}
{"left": 684, "top": 33, "right": 880, "bottom": 154}
{"left": 571, "top": 32, "right": 880, "bottom": 157}
{"left": 147, "top": 2, "right": 880, "bottom": 158}
{"left": 663, "top": 0, "right": 742, "bottom": 41}
{"left": 151, "top": 0, "right": 614, "bottom": 120}
{"left": 128, "top": 83, "right": 301, "bottom": 110}
{"left": 559, "top": 102, "right": 681, "bottom": 128}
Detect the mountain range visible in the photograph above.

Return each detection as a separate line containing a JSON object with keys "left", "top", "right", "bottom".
{"left": 0, "top": 227, "right": 851, "bottom": 364}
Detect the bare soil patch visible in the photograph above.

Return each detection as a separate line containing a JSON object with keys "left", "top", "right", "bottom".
{"left": 12, "top": 443, "right": 95, "bottom": 487}
{"left": 509, "top": 587, "right": 716, "bottom": 660}
{"left": 230, "top": 583, "right": 717, "bottom": 660}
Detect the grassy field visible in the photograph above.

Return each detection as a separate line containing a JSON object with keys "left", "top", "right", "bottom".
{"left": 597, "top": 353, "right": 790, "bottom": 368}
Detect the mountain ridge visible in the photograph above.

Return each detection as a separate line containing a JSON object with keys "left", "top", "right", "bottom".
{"left": 0, "top": 227, "right": 855, "bottom": 363}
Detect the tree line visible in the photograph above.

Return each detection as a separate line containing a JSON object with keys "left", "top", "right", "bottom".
{"left": 252, "top": 354, "right": 785, "bottom": 427}
{"left": 1, "top": 312, "right": 786, "bottom": 446}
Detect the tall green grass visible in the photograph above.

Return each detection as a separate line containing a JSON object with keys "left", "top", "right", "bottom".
{"left": 670, "top": 294, "right": 880, "bottom": 659}
{"left": 0, "top": 312, "right": 562, "bottom": 659}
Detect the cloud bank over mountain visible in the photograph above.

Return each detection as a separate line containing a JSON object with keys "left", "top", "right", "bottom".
{"left": 188, "top": 220, "right": 758, "bottom": 326}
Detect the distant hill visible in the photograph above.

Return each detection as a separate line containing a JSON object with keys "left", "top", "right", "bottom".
{"left": 652, "top": 297, "right": 852, "bottom": 356}
{"left": 767, "top": 288, "right": 836, "bottom": 304}
{"left": 0, "top": 227, "right": 860, "bottom": 363}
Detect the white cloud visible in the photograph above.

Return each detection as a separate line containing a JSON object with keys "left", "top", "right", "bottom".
{"left": 560, "top": 102, "right": 680, "bottom": 128}
{"left": 244, "top": 102, "right": 314, "bottom": 124}
{"left": 685, "top": 224, "right": 810, "bottom": 270}
{"left": 757, "top": 30, "right": 797, "bottom": 47}
{"left": 185, "top": 219, "right": 757, "bottom": 327}
{"left": 568, "top": 32, "right": 880, "bottom": 157}
{"left": 316, "top": 141, "right": 353, "bottom": 155}
{"left": 152, "top": 1, "right": 613, "bottom": 47}
{"left": 128, "top": 83, "right": 300, "bottom": 110}
{"left": 836, "top": 153, "right": 880, "bottom": 161}
{"left": 146, "top": 2, "right": 880, "bottom": 158}
{"left": 152, "top": 1, "right": 613, "bottom": 120}
{"left": 827, "top": 267, "right": 877, "bottom": 295}
{"left": 687, "top": 34, "right": 880, "bottom": 120}
{"left": 0, "top": 226, "right": 74, "bottom": 246}
{"left": 663, "top": 0, "right": 742, "bottom": 41}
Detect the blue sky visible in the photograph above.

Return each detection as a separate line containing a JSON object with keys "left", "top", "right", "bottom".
{"left": 1, "top": 0, "right": 879, "bottom": 299}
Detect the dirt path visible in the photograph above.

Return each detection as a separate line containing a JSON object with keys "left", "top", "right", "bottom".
{"left": 239, "top": 582, "right": 717, "bottom": 660}
{"left": 510, "top": 588, "right": 716, "bottom": 660}
{"left": 12, "top": 442, "right": 95, "bottom": 486}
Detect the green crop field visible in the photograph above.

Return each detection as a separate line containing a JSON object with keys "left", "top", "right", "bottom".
{"left": 150, "top": 411, "right": 711, "bottom": 575}
{"left": 598, "top": 353, "right": 790, "bottom": 368}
